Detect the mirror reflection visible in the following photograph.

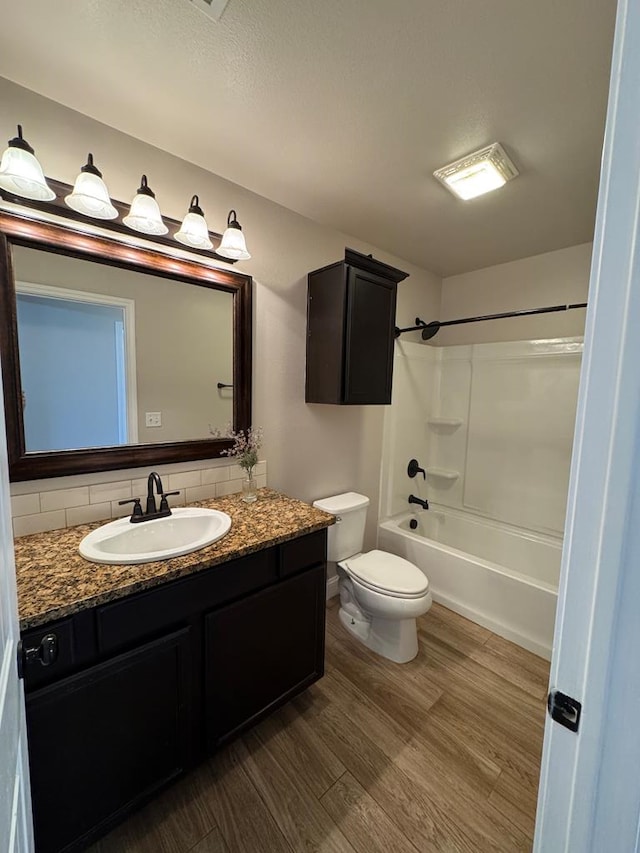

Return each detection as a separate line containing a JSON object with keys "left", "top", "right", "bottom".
{"left": 12, "top": 245, "right": 234, "bottom": 453}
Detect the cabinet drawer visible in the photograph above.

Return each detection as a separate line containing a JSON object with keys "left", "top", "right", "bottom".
{"left": 97, "top": 549, "right": 277, "bottom": 654}
{"left": 279, "top": 529, "right": 327, "bottom": 578}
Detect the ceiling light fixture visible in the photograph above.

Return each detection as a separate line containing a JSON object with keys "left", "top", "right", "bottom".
{"left": 217, "top": 209, "right": 251, "bottom": 260}
{"left": 0, "top": 125, "right": 55, "bottom": 201}
{"left": 174, "top": 195, "right": 213, "bottom": 250}
{"left": 123, "top": 175, "right": 168, "bottom": 235}
{"left": 433, "top": 143, "right": 519, "bottom": 201}
{"left": 64, "top": 153, "right": 118, "bottom": 220}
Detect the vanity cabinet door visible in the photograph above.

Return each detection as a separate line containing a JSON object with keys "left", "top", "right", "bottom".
{"left": 26, "top": 628, "right": 193, "bottom": 853}
{"left": 205, "top": 563, "right": 326, "bottom": 749}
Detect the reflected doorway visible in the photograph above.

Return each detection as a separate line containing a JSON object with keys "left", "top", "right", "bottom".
{"left": 16, "top": 283, "right": 137, "bottom": 452}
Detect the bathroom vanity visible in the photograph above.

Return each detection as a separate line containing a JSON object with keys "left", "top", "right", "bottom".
{"left": 15, "top": 489, "right": 333, "bottom": 853}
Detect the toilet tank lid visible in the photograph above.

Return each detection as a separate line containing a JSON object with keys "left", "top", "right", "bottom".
{"left": 313, "top": 492, "right": 370, "bottom": 514}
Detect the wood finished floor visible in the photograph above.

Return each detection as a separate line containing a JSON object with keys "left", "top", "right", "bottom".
{"left": 90, "top": 600, "right": 550, "bottom": 853}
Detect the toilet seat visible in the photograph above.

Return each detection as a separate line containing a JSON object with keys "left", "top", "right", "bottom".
{"left": 342, "top": 549, "right": 429, "bottom": 599}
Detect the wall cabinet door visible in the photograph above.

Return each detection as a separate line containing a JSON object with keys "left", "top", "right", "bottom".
{"left": 205, "top": 564, "right": 326, "bottom": 748}
{"left": 305, "top": 249, "right": 407, "bottom": 405}
{"left": 26, "top": 628, "right": 193, "bottom": 853}
{"left": 343, "top": 266, "right": 397, "bottom": 404}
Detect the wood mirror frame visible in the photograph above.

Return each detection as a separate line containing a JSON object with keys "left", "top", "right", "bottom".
{"left": 0, "top": 210, "right": 252, "bottom": 481}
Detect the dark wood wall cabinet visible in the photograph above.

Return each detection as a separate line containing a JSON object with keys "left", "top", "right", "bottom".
{"left": 305, "top": 248, "right": 408, "bottom": 405}
{"left": 20, "top": 529, "right": 327, "bottom": 853}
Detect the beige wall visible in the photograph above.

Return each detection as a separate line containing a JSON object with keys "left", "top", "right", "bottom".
{"left": 13, "top": 246, "right": 234, "bottom": 443}
{"left": 438, "top": 243, "right": 592, "bottom": 346}
{"left": 0, "top": 78, "right": 442, "bottom": 547}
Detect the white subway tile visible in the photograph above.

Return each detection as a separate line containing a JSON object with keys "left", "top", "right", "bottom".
{"left": 165, "top": 490, "right": 186, "bottom": 508}
{"left": 185, "top": 484, "right": 218, "bottom": 503}
{"left": 168, "top": 470, "right": 202, "bottom": 490}
{"left": 201, "top": 466, "right": 230, "bottom": 485}
{"left": 131, "top": 478, "right": 148, "bottom": 499}
{"left": 13, "top": 510, "right": 67, "bottom": 538}
{"left": 216, "top": 478, "right": 244, "bottom": 497}
{"left": 256, "top": 474, "right": 267, "bottom": 488}
{"left": 11, "top": 493, "right": 40, "bottom": 517}
{"left": 111, "top": 500, "right": 134, "bottom": 518}
{"left": 227, "top": 464, "right": 246, "bottom": 481}
{"left": 40, "top": 487, "right": 89, "bottom": 512}
{"left": 89, "top": 480, "right": 131, "bottom": 504}
{"left": 66, "top": 503, "right": 112, "bottom": 527}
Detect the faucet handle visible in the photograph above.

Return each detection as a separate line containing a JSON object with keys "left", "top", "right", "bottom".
{"left": 407, "top": 459, "right": 426, "bottom": 480}
{"left": 118, "top": 498, "right": 143, "bottom": 520}
{"left": 159, "top": 491, "right": 180, "bottom": 512}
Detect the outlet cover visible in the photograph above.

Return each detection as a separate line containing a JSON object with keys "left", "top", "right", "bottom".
{"left": 145, "top": 412, "right": 162, "bottom": 428}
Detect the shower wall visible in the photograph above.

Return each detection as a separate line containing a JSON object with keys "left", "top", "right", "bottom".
{"left": 380, "top": 338, "right": 583, "bottom": 539}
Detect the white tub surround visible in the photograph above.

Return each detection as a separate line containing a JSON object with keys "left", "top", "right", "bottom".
{"left": 380, "top": 337, "right": 583, "bottom": 657}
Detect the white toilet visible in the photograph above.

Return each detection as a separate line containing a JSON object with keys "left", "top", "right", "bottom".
{"left": 313, "top": 492, "right": 432, "bottom": 663}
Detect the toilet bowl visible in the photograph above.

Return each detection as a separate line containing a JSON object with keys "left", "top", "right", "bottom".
{"left": 313, "top": 493, "right": 432, "bottom": 663}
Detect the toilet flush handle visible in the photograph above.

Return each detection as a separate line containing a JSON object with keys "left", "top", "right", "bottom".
{"left": 335, "top": 515, "right": 342, "bottom": 524}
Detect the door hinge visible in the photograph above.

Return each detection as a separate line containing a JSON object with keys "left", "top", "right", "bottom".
{"left": 547, "top": 689, "right": 582, "bottom": 732}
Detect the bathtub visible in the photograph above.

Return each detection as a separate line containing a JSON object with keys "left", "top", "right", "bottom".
{"left": 378, "top": 506, "right": 560, "bottom": 659}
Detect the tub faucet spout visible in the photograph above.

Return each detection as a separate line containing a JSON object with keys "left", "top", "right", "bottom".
{"left": 408, "top": 495, "right": 429, "bottom": 510}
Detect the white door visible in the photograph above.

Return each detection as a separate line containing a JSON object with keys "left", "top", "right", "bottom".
{"left": 534, "top": 0, "right": 640, "bottom": 848}
{"left": 0, "top": 365, "right": 33, "bottom": 849}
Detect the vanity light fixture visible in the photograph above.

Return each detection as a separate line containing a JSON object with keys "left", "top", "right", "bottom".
{"left": 0, "top": 125, "right": 55, "bottom": 201}
{"left": 123, "top": 174, "right": 168, "bottom": 235}
{"left": 433, "top": 142, "right": 519, "bottom": 201}
{"left": 216, "top": 209, "right": 251, "bottom": 260}
{"left": 174, "top": 195, "right": 213, "bottom": 250}
{"left": 64, "top": 153, "right": 118, "bottom": 220}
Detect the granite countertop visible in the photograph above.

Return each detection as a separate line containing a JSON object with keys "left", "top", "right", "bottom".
{"left": 15, "top": 488, "right": 334, "bottom": 631}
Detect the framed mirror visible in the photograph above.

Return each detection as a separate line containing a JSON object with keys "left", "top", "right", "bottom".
{"left": 0, "top": 210, "right": 252, "bottom": 481}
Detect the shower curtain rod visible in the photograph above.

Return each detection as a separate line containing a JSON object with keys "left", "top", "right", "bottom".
{"left": 394, "top": 302, "right": 588, "bottom": 341}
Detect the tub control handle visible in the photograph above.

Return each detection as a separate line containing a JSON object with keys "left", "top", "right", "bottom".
{"left": 407, "top": 459, "right": 426, "bottom": 479}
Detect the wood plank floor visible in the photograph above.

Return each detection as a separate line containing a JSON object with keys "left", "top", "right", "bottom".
{"left": 91, "top": 600, "right": 550, "bottom": 853}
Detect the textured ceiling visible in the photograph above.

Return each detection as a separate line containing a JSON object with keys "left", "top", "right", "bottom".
{"left": 0, "top": 0, "right": 617, "bottom": 275}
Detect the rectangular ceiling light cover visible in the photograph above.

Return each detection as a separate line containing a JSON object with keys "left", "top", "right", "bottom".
{"left": 189, "top": 0, "right": 230, "bottom": 22}
{"left": 433, "top": 143, "right": 519, "bottom": 201}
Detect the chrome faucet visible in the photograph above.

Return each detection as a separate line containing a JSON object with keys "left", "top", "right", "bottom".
{"left": 408, "top": 494, "right": 429, "bottom": 510}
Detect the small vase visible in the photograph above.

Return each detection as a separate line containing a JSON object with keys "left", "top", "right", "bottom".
{"left": 242, "top": 475, "right": 258, "bottom": 503}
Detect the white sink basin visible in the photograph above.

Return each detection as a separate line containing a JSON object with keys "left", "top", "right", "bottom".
{"left": 79, "top": 507, "right": 232, "bottom": 564}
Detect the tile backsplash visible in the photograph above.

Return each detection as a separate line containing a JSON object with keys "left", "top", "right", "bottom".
{"left": 11, "top": 458, "right": 267, "bottom": 537}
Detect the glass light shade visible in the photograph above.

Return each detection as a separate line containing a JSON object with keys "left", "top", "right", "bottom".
{"left": 217, "top": 210, "right": 251, "bottom": 260}
{"left": 434, "top": 143, "right": 518, "bottom": 201}
{"left": 175, "top": 196, "right": 213, "bottom": 250}
{"left": 65, "top": 170, "right": 118, "bottom": 220}
{"left": 0, "top": 145, "right": 55, "bottom": 201}
{"left": 123, "top": 186, "right": 168, "bottom": 235}
{"left": 444, "top": 161, "right": 506, "bottom": 200}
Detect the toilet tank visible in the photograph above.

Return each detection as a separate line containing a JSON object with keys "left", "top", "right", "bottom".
{"left": 313, "top": 492, "right": 370, "bottom": 562}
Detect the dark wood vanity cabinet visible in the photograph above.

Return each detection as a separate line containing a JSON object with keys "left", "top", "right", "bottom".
{"left": 21, "top": 529, "right": 327, "bottom": 853}
{"left": 205, "top": 563, "right": 326, "bottom": 748}
{"left": 305, "top": 248, "right": 408, "bottom": 405}
{"left": 26, "top": 629, "right": 193, "bottom": 853}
